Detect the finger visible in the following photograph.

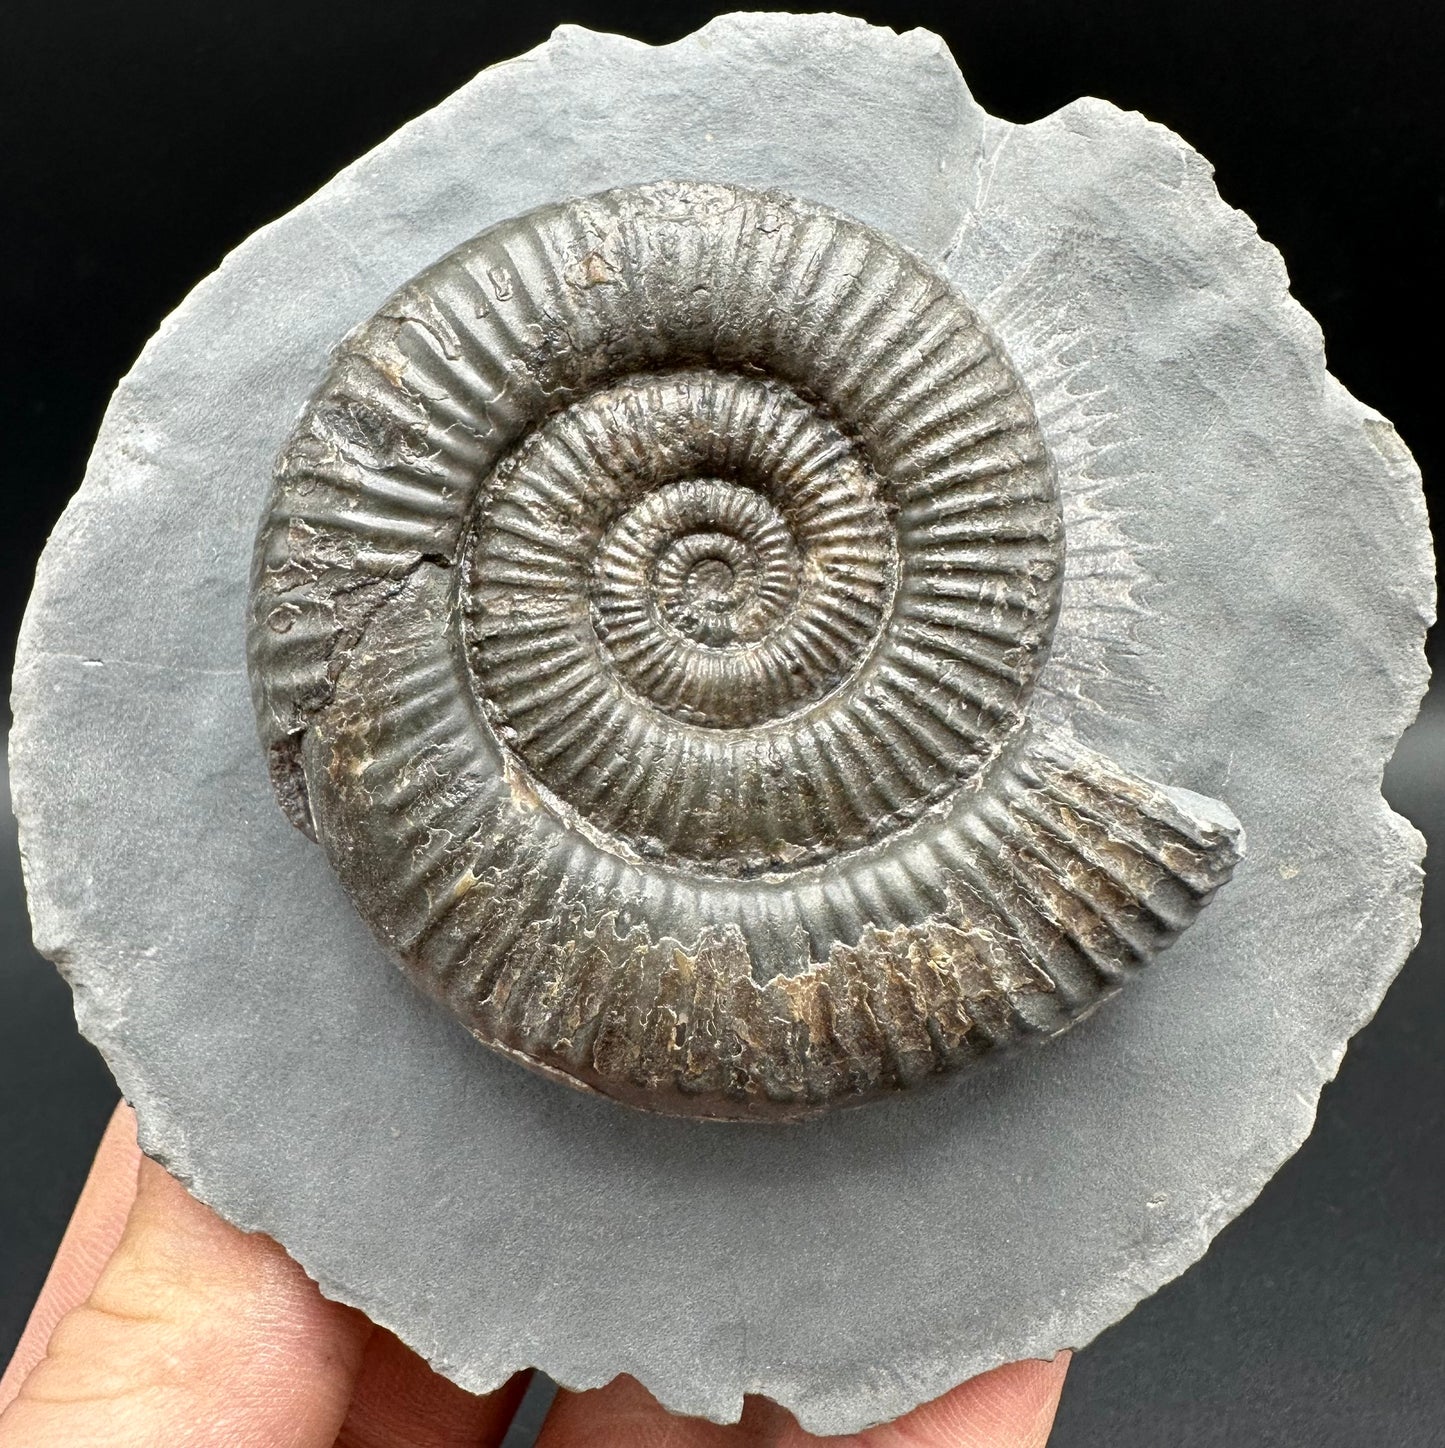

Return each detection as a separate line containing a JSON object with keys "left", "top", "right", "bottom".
{"left": 536, "top": 1352, "right": 1069, "bottom": 1448}
{"left": 0, "top": 1151, "right": 373, "bottom": 1448}
{"left": 536, "top": 1374, "right": 734, "bottom": 1448}
{"left": 0, "top": 1102, "right": 140, "bottom": 1414}
{"left": 337, "top": 1328, "right": 531, "bottom": 1448}
{"left": 826, "top": 1353, "right": 1071, "bottom": 1448}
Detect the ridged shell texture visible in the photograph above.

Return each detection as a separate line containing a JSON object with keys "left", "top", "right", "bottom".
{"left": 248, "top": 182, "right": 1242, "bottom": 1119}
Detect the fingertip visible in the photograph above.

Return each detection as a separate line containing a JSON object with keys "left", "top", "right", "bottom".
{"left": 538, "top": 1353, "right": 1071, "bottom": 1448}
{"left": 0, "top": 1136, "right": 371, "bottom": 1448}
{"left": 536, "top": 1373, "right": 736, "bottom": 1448}
{"left": 0, "top": 1101, "right": 141, "bottom": 1415}
{"left": 337, "top": 1332, "right": 531, "bottom": 1448}
{"left": 891, "top": 1351, "right": 1072, "bottom": 1448}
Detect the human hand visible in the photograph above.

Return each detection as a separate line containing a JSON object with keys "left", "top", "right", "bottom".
{"left": 0, "top": 1104, "right": 1068, "bottom": 1446}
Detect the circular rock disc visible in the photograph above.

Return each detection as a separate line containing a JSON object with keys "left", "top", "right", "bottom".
{"left": 9, "top": 15, "right": 1431, "bottom": 1434}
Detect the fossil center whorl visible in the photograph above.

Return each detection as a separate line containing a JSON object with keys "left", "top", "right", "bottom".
{"left": 470, "top": 371, "right": 894, "bottom": 740}
{"left": 605, "top": 481, "right": 801, "bottom": 658}
{"left": 463, "top": 368, "right": 919, "bottom": 870}
{"left": 248, "top": 180, "right": 1242, "bottom": 1120}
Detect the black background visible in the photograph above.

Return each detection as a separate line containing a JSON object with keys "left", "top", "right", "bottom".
{"left": 2, "top": 3, "right": 1441, "bottom": 1444}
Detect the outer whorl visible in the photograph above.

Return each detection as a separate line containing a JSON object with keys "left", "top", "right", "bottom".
{"left": 248, "top": 181, "right": 1242, "bottom": 1120}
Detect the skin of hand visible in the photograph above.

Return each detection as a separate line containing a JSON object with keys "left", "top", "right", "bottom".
{"left": 0, "top": 1105, "right": 1069, "bottom": 1448}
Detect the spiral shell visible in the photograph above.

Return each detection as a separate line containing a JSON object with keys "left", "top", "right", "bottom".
{"left": 248, "top": 182, "right": 1241, "bottom": 1120}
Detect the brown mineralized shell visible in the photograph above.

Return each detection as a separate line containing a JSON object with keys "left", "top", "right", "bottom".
{"left": 247, "top": 181, "right": 1241, "bottom": 1120}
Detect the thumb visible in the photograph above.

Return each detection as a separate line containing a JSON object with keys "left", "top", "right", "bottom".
{"left": 0, "top": 1109, "right": 371, "bottom": 1448}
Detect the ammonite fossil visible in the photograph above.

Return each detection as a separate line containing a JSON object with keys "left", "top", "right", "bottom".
{"left": 248, "top": 181, "right": 1242, "bottom": 1120}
